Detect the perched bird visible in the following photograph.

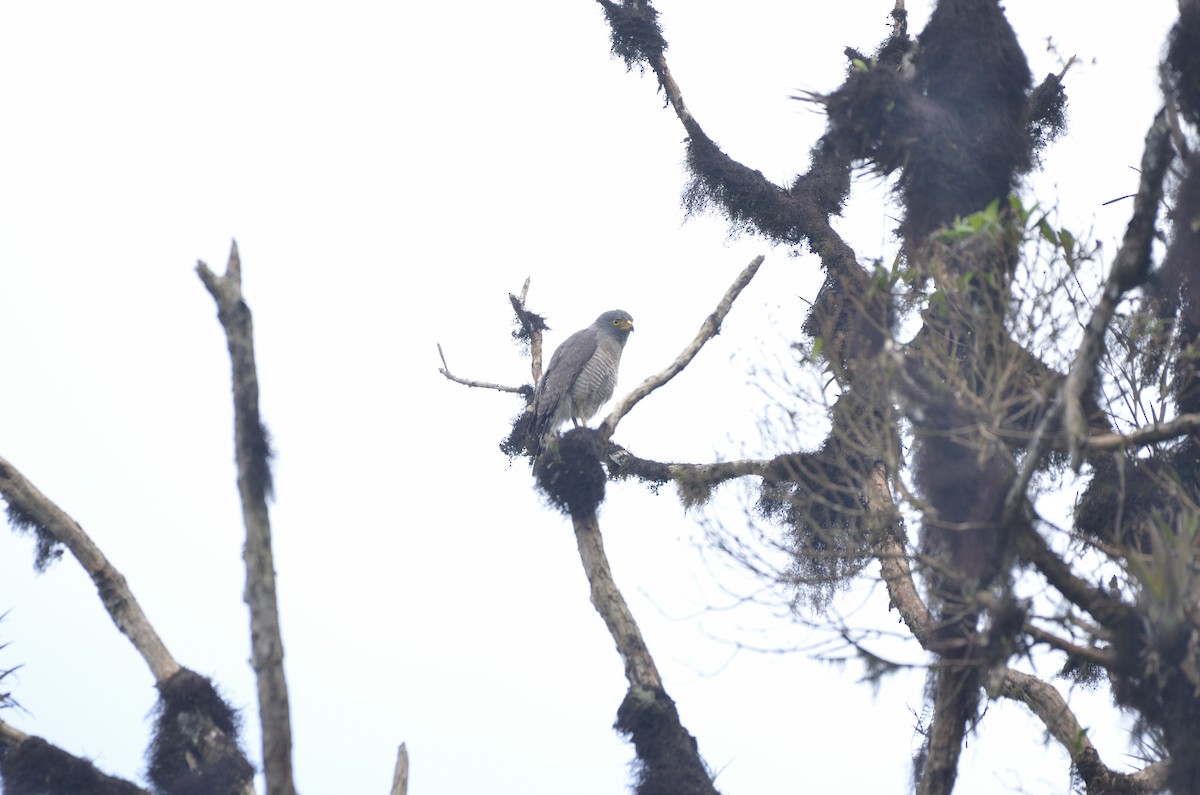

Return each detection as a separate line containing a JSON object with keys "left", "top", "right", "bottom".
{"left": 532, "top": 309, "right": 634, "bottom": 453}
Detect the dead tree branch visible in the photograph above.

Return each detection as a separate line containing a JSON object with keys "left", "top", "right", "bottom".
{"left": 198, "top": 240, "right": 297, "bottom": 795}
{"left": 573, "top": 510, "right": 664, "bottom": 691}
{"left": 390, "top": 743, "right": 409, "bottom": 795}
{"left": 1025, "top": 623, "right": 1116, "bottom": 669}
{"left": 436, "top": 344, "right": 527, "bottom": 394}
{"left": 866, "top": 464, "right": 933, "bottom": 644}
{"left": 0, "top": 457, "right": 179, "bottom": 682}
{"left": 572, "top": 507, "right": 718, "bottom": 794}
{"left": 509, "top": 287, "right": 548, "bottom": 386}
{"left": 438, "top": 287, "right": 546, "bottom": 416}
{"left": 0, "top": 455, "right": 256, "bottom": 793}
{"left": 1087, "top": 411, "right": 1200, "bottom": 451}
{"left": 600, "top": 255, "right": 764, "bottom": 439}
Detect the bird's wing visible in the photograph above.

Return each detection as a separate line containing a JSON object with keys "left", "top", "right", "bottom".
{"left": 534, "top": 327, "right": 599, "bottom": 429}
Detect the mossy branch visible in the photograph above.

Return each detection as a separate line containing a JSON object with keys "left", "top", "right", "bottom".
{"left": 0, "top": 457, "right": 180, "bottom": 682}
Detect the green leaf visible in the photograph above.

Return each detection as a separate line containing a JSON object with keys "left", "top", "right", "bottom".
{"left": 1007, "top": 195, "right": 1025, "bottom": 217}
{"left": 1037, "top": 218, "right": 1057, "bottom": 245}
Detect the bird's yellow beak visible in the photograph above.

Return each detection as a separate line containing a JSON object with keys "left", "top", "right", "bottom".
{"left": 619, "top": 319, "right": 634, "bottom": 332}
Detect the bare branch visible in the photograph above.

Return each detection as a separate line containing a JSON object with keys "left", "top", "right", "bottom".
{"left": 0, "top": 460, "right": 256, "bottom": 793}
{"left": 1087, "top": 411, "right": 1200, "bottom": 451}
{"left": 198, "top": 240, "right": 297, "bottom": 795}
{"left": 437, "top": 344, "right": 528, "bottom": 394}
{"left": 1057, "top": 55, "right": 1077, "bottom": 82}
{"left": 572, "top": 510, "right": 663, "bottom": 690}
{"left": 390, "top": 743, "right": 409, "bottom": 795}
{"left": 571, "top": 508, "right": 717, "bottom": 794}
{"left": 1006, "top": 110, "right": 1175, "bottom": 521}
{"left": 1025, "top": 623, "right": 1115, "bottom": 668}
{"left": 600, "top": 255, "right": 765, "bottom": 439}
{"left": 652, "top": 45, "right": 691, "bottom": 125}
{"left": 868, "top": 464, "right": 934, "bottom": 644}
{"left": 0, "top": 456, "right": 180, "bottom": 683}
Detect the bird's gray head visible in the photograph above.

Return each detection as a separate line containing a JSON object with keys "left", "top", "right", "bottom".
{"left": 595, "top": 309, "right": 634, "bottom": 339}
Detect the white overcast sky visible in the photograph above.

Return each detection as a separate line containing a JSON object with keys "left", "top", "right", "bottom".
{"left": 0, "top": 2, "right": 1181, "bottom": 794}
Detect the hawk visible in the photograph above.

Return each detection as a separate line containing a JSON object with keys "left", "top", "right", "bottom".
{"left": 532, "top": 309, "right": 634, "bottom": 453}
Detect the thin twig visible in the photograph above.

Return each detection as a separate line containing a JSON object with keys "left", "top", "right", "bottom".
{"left": 1056, "top": 54, "right": 1077, "bottom": 82}
{"left": 437, "top": 344, "right": 527, "bottom": 394}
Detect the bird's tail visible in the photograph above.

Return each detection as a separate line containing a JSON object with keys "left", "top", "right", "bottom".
{"left": 530, "top": 403, "right": 558, "bottom": 459}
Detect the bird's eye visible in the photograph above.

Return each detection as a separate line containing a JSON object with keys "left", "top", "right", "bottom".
{"left": 612, "top": 319, "right": 621, "bottom": 326}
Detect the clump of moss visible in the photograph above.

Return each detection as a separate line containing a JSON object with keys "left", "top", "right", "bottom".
{"left": 148, "top": 669, "right": 253, "bottom": 795}
{"left": 597, "top": 0, "right": 666, "bottom": 70}
{"left": 534, "top": 428, "right": 608, "bottom": 516}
